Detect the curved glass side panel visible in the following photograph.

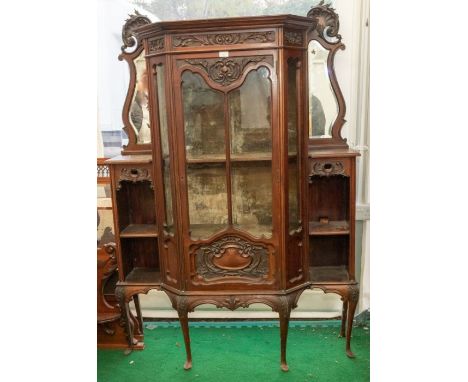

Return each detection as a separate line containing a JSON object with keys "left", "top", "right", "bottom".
{"left": 130, "top": 51, "right": 151, "bottom": 144}
{"left": 155, "top": 64, "right": 174, "bottom": 233}
{"left": 287, "top": 59, "right": 300, "bottom": 231}
{"left": 308, "top": 40, "right": 338, "bottom": 138}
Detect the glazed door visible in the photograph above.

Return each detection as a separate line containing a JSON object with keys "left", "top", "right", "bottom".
{"left": 173, "top": 51, "right": 280, "bottom": 289}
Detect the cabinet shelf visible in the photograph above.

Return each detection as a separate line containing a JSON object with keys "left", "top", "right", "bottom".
{"left": 309, "top": 220, "right": 349, "bottom": 236}
{"left": 186, "top": 154, "right": 272, "bottom": 164}
{"left": 309, "top": 266, "right": 350, "bottom": 283}
{"left": 120, "top": 224, "right": 158, "bottom": 238}
{"left": 124, "top": 267, "right": 161, "bottom": 284}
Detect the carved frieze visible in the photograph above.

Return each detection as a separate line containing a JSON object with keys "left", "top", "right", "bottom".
{"left": 184, "top": 56, "right": 272, "bottom": 86}
{"left": 149, "top": 37, "right": 164, "bottom": 53}
{"left": 310, "top": 161, "right": 346, "bottom": 177}
{"left": 307, "top": 0, "right": 341, "bottom": 41}
{"left": 121, "top": 10, "right": 151, "bottom": 51}
{"left": 284, "top": 30, "right": 303, "bottom": 46}
{"left": 173, "top": 31, "right": 275, "bottom": 47}
{"left": 117, "top": 168, "right": 153, "bottom": 189}
{"left": 195, "top": 236, "right": 269, "bottom": 279}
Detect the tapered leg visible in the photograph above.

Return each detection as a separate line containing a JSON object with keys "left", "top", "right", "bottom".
{"left": 177, "top": 298, "right": 192, "bottom": 370}
{"left": 340, "top": 300, "right": 348, "bottom": 337}
{"left": 278, "top": 297, "right": 291, "bottom": 372}
{"left": 346, "top": 286, "right": 359, "bottom": 358}
{"left": 133, "top": 294, "right": 144, "bottom": 333}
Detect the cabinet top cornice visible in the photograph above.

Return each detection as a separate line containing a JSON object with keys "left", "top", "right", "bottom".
{"left": 135, "top": 14, "right": 312, "bottom": 38}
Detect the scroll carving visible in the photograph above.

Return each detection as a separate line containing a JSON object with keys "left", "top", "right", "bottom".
{"left": 121, "top": 10, "right": 151, "bottom": 51}
{"left": 284, "top": 30, "right": 303, "bottom": 46}
{"left": 310, "top": 161, "right": 346, "bottom": 177}
{"left": 149, "top": 37, "right": 164, "bottom": 53}
{"left": 307, "top": 1, "right": 341, "bottom": 41}
{"left": 195, "top": 236, "right": 269, "bottom": 279}
{"left": 173, "top": 31, "right": 275, "bottom": 47}
{"left": 117, "top": 168, "right": 153, "bottom": 189}
{"left": 184, "top": 56, "right": 271, "bottom": 86}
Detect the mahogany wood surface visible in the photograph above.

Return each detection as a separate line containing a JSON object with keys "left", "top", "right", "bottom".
{"left": 104, "top": 2, "right": 361, "bottom": 368}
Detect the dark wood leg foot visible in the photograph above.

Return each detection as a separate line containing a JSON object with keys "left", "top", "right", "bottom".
{"left": 278, "top": 296, "right": 291, "bottom": 372}
{"left": 340, "top": 300, "right": 348, "bottom": 338}
{"left": 177, "top": 298, "right": 192, "bottom": 370}
{"left": 345, "top": 285, "right": 359, "bottom": 358}
{"left": 133, "top": 294, "right": 144, "bottom": 333}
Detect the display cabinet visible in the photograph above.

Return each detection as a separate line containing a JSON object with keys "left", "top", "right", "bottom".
{"left": 106, "top": 2, "right": 360, "bottom": 371}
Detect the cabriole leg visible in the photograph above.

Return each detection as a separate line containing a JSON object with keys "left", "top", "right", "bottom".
{"left": 340, "top": 300, "right": 348, "bottom": 338}
{"left": 278, "top": 296, "right": 291, "bottom": 372}
{"left": 346, "top": 285, "right": 359, "bottom": 358}
{"left": 177, "top": 297, "right": 192, "bottom": 370}
{"left": 133, "top": 294, "right": 144, "bottom": 333}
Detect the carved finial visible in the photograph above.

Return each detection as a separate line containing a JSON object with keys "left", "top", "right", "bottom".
{"left": 121, "top": 9, "right": 151, "bottom": 51}
{"left": 307, "top": 1, "right": 341, "bottom": 41}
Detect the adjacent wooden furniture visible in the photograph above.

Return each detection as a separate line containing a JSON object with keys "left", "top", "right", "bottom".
{"left": 305, "top": 2, "right": 361, "bottom": 358}
{"left": 106, "top": 2, "right": 360, "bottom": 370}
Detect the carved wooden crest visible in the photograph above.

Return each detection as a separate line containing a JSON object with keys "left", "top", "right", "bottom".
{"left": 195, "top": 236, "right": 269, "bottom": 279}
{"left": 307, "top": 1, "right": 341, "bottom": 41}
{"left": 184, "top": 56, "right": 271, "bottom": 86}
{"left": 121, "top": 10, "right": 151, "bottom": 51}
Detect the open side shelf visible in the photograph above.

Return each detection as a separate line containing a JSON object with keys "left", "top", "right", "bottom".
{"left": 123, "top": 267, "right": 161, "bottom": 284}
{"left": 309, "top": 265, "right": 350, "bottom": 283}
{"left": 309, "top": 220, "right": 349, "bottom": 236}
{"left": 120, "top": 224, "right": 159, "bottom": 238}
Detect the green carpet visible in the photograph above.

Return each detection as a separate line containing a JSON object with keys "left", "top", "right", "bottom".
{"left": 97, "top": 321, "right": 370, "bottom": 382}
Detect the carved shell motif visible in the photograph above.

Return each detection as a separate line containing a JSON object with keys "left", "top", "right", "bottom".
{"left": 184, "top": 56, "right": 268, "bottom": 86}
{"left": 195, "top": 236, "right": 269, "bottom": 279}
{"left": 121, "top": 10, "right": 151, "bottom": 51}
{"left": 307, "top": 0, "right": 341, "bottom": 41}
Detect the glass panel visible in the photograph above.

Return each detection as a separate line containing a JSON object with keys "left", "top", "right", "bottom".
{"left": 156, "top": 64, "right": 174, "bottom": 233}
{"left": 187, "top": 163, "right": 228, "bottom": 239}
{"left": 287, "top": 59, "right": 300, "bottom": 231}
{"left": 130, "top": 51, "right": 151, "bottom": 144}
{"left": 182, "top": 71, "right": 225, "bottom": 161}
{"left": 231, "top": 162, "right": 272, "bottom": 238}
{"left": 229, "top": 67, "right": 272, "bottom": 159}
{"left": 308, "top": 40, "right": 338, "bottom": 138}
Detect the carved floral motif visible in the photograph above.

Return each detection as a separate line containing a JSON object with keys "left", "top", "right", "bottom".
{"left": 121, "top": 10, "right": 151, "bottom": 51}
{"left": 307, "top": 0, "right": 341, "bottom": 41}
{"left": 173, "top": 31, "right": 275, "bottom": 47}
{"left": 149, "top": 37, "right": 164, "bottom": 52}
{"left": 284, "top": 30, "right": 303, "bottom": 46}
{"left": 195, "top": 236, "right": 269, "bottom": 279}
{"left": 184, "top": 56, "right": 270, "bottom": 86}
